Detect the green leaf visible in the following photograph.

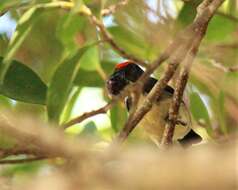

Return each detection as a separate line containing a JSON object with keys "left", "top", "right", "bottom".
{"left": 0, "top": 57, "right": 47, "bottom": 105}
{"left": 0, "top": 0, "right": 19, "bottom": 14}
{"left": 1, "top": 161, "right": 43, "bottom": 177}
{"left": 74, "top": 60, "right": 114, "bottom": 87}
{"left": 189, "top": 92, "right": 212, "bottom": 135}
{"left": 0, "top": 1, "right": 79, "bottom": 82}
{"left": 71, "top": 0, "right": 85, "bottom": 13}
{"left": 110, "top": 102, "right": 127, "bottom": 132}
{"left": 61, "top": 87, "right": 81, "bottom": 123}
{"left": 74, "top": 70, "right": 104, "bottom": 87}
{"left": 79, "top": 121, "right": 98, "bottom": 137}
{"left": 80, "top": 46, "right": 100, "bottom": 71}
{"left": 205, "top": 15, "right": 237, "bottom": 42}
{"left": 228, "top": 0, "right": 237, "bottom": 15}
{"left": 0, "top": 7, "right": 42, "bottom": 82}
{"left": 177, "top": 0, "right": 202, "bottom": 26}
{"left": 107, "top": 26, "right": 154, "bottom": 60}
{"left": 217, "top": 91, "right": 227, "bottom": 134}
{"left": 56, "top": 14, "right": 86, "bottom": 52}
{"left": 47, "top": 44, "right": 95, "bottom": 123}
{"left": 223, "top": 69, "right": 238, "bottom": 96}
{"left": 190, "top": 75, "right": 213, "bottom": 97}
{"left": 0, "top": 95, "right": 12, "bottom": 108}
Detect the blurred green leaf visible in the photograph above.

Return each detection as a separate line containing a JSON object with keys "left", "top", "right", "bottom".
{"left": 0, "top": 6, "right": 42, "bottom": 82}
{"left": 217, "top": 91, "right": 227, "bottom": 134}
{"left": 61, "top": 87, "right": 81, "bottom": 123}
{"left": 108, "top": 26, "right": 151, "bottom": 60}
{"left": 228, "top": 0, "right": 237, "bottom": 16}
{"left": 0, "top": 57, "right": 47, "bottom": 104}
{"left": 47, "top": 44, "right": 96, "bottom": 123}
{"left": 189, "top": 92, "right": 212, "bottom": 135}
{"left": 1, "top": 161, "right": 43, "bottom": 177}
{"left": 80, "top": 46, "right": 100, "bottom": 71}
{"left": 205, "top": 15, "right": 237, "bottom": 42}
{"left": 0, "top": 95, "right": 12, "bottom": 108}
{"left": 56, "top": 14, "right": 86, "bottom": 53}
{"left": 0, "top": 0, "right": 20, "bottom": 14}
{"left": 79, "top": 121, "right": 99, "bottom": 137}
{"left": 190, "top": 76, "right": 213, "bottom": 97}
{"left": 74, "top": 70, "right": 104, "bottom": 87}
{"left": 72, "top": 0, "right": 84, "bottom": 13}
{"left": 110, "top": 102, "right": 127, "bottom": 132}
{"left": 177, "top": 0, "right": 202, "bottom": 26}
{"left": 223, "top": 71, "right": 238, "bottom": 98}
{"left": 74, "top": 60, "right": 114, "bottom": 87}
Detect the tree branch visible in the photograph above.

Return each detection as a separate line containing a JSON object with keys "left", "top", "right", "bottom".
{"left": 216, "top": 11, "right": 238, "bottom": 22}
{"left": 0, "top": 146, "right": 40, "bottom": 159}
{"left": 210, "top": 60, "right": 238, "bottom": 72}
{"left": 161, "top": 32, "right": 205, "bottom": 147}
{"left": 101, "top": 0, "right": 129, "bottom": 16}
{"left": 0, "top": 156, "right": 48, "bottom": 165}
{"left": 0, "top": 113, "right": 92, "bottom": 160}
{"left": 114, "top": 0, "right": 225, "bottom": 144}
{"left": 62, "top": 102, "right": 112, "bottom": 129}
{"left": 88, "top": 14, "right": 148, "bottom": 68}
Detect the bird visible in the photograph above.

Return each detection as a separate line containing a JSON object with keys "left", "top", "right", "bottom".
{"left": 106, "top": 61, "right": 202, "bottom": 147}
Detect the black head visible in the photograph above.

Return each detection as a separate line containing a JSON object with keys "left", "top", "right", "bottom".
{"left": 106, "top": 61, "right": 144, "bottom": 95}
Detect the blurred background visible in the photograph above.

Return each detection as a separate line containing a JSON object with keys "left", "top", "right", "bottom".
{"left": 0, "top": 0, "right": 237, "bottom": 188}
{"left": 0, "top": 0, "right": 237, "bottom": 141}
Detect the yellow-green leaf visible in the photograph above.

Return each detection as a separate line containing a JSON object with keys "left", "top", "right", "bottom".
{"left": 47, "top": 44, "right": 94, "bottom": 123}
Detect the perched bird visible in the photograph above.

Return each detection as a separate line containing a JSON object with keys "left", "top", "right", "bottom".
{"left": 106, "top": 61, "right": 201, "bottom": 147}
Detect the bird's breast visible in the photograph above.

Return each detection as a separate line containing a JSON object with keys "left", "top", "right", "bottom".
{"left": 136, "top": 96, "right": 190, "bottom": 144}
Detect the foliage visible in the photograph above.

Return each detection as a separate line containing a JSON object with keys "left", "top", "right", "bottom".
{"left": 0, "top": 0, "right": 237, "bottom": 186}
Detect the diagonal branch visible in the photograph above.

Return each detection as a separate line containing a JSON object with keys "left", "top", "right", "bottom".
{"left": 116, "top": 40, "right": 194, "bottom": 143}
{"left": 114, "top": 0, "right": 225, "bottom": 144}
{"left": 88, "top": 14, "right": 148, "bottom": 67}
{"left": 161, "top": 32, "right": 205, "bottom": 147}
{"left": 101, "top": 0, "right": 129, "bottom": 16}
{"left": 62, "top": 102, "right": 112, "bottom": 129}
{"left": 210, "top": 60, "right": 238, "bottom": 72}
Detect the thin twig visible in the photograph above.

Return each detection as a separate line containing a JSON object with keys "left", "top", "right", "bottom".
{"left": 62, "top": 102, "right": 112, "bottom": 129}
{"left": 101, "top": 0, "right": 129, "bottom": 16}
{"left": 216, "top": 11, "right": 238, "bottom": 22}
{"left": 210, "top": 60, "right": 238, "bottom": 72}
{"left": 0, "top": 156, "right": 48, "bottom": 165}
{"left": 88, "top": 15, "right": 148, "bottom": 68}
{"left": 80, "top": 1, "right": 149, "bottom": 67}
{"left": 215, "top": 42, "right": 238, "bottom": 49}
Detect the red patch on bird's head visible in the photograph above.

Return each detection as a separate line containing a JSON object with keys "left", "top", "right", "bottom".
{"left": 115, "top": 61, "right": 133, "bottom": 70}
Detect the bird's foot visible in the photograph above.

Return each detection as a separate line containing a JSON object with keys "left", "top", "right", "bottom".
{"left": 164, "top": 115, "right": 187, "bottom": 126}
